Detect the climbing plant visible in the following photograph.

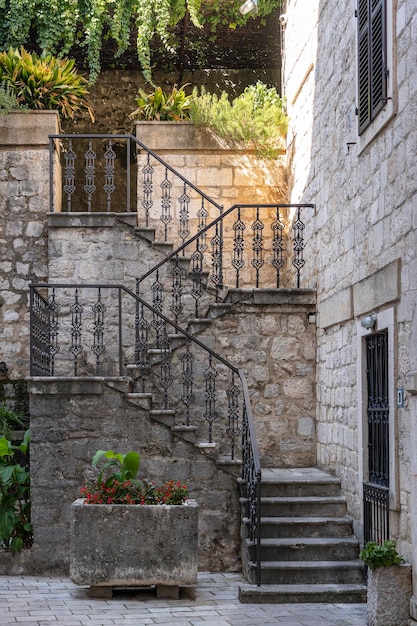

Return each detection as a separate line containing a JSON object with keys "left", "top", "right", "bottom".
{"left": 0, "top": 0, "right": 281, "bottom": 82}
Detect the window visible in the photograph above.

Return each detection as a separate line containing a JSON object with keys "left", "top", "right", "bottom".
{"left": 357, "top": 0, "right": 387, "bottom": 134}
{"left": 356, "top": 0, "right": 395, "bottom": 149}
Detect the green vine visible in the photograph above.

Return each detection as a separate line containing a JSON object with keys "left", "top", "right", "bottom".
{"left": 0, "top": 0, "right": 281, "bottom": 82}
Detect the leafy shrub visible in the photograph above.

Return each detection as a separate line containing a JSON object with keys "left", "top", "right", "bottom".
{"left": 0, "top": 81, "right": 25, "bottom": 115}
{"left": 80, "top": 449, "right": 188, "bottom": 505}
{"left": 0, "top": 431, "right": 32, "bottom": 553}
{"left": 0, "top": 404, "right": 29, "bottom": 439}
{"left": 0, "top": 47, "right": 94, "bottom": 120}
{"left": 359, "top": 540, "right": 405, "bottom": 570}
{"left": 130, "top": 84, "right": 192, "bottom": 121}
{"left": 190, "top": 82, "right": 288, "bottom": 158}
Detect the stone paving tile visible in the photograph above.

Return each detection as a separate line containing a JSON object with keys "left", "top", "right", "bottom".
{"left": 0, "top": 573, "right": 368, "bottom": 626}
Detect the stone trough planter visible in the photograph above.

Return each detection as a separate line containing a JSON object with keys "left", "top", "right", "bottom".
{"left": 70, "top": 498, "right": 198, "bottom": 598}
{"left": 367, "top": 563, "right": 412, "bottom": 626}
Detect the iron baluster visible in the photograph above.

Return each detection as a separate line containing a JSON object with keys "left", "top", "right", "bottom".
{"left": 363, "top": 483, "right": 390, "bottom": 543}
{"left": 91, "top": 288, "right": 106, "bottom": 375}
{"left": 197, "top": 198, "right": 208, "bottom": 252}
{"left": 151, "top": 269, "right": 164, "bottom": 347}
{"left": 232, "top": 207, "right": 246, "bottom": 288}
{"left": 63, "top": 139, "right": 76, "bottom": 212}
{"left": 160, "top": 167, "right": 172, "bottom": 241}
{"left": 142, "top": 154, "right": 154, "bottom": 227}
{"left": 159, "top": 327, "right": 172, "bottom": 410}
{"left": 181, "top": 343, "right": 194, "bottom": 426}
{"left": 69, "top": 288, "right": 83, "bottom": 376}
{"left": 178, "top": 183, "right": 190, "bottom": 251}
{"left": 190, "top": 238, "right": 204, "bottom": 318}
{"left": 30, "top": 288, "right": 51, "bottom": 375}
{"left": 103, "top": 140, "right": 116, "bottom": 212}
{"left": 84, "top": 140, "right": 96, "bottom": 212}
{"left": 48, "top": 289, "right": 61, "bottom": 376}
{"left": 170, "top": 256, "right": 184, "bottom": 323}
{"left": 204, "top": 355, "right": 218, "bottom": 443}
{"left": 271, "top": 206, "right": 285, "bottom": 288}
{"left": 292, "top": 206, "right": 306, "bottom": 288}
{"left": 241, "top": 404, "right": 262, "bottom": 585}
{"left": 210, "top": 223, "right": 223, "bottom": 302}
{"left": 226, "top": 372, "right": 241, "bottom": 460}
{"left": 251, "top": 207, "right": 264, "bottom": 288}
{"left": 134, "top": 279, "right": 150, "bottom": 393}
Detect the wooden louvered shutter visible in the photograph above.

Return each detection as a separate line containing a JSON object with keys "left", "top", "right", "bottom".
{"left": 357, "top": 0, "right": 387, "bottom": 135}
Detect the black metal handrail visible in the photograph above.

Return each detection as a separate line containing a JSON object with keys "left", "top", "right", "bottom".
{"left": 49, "top": 133, "right": 222, "bottom": 223}
{"left": 29, "top": 281, "right": 262, "bottom": 583}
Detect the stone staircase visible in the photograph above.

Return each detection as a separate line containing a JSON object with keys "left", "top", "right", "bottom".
{"left": 239, "top": 468, "right": 367, "bottom": 603}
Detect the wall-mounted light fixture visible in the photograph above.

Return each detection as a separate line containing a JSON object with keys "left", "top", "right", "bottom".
{"left": 360, "top": 314, "right": 377, "bottom": 330}
{"left": 239, "top": 0, "right": 258, "bottom": 15}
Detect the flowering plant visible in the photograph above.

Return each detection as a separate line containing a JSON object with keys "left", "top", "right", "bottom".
{"left": 80, "top": 449, "right": 188, "bottom": 506}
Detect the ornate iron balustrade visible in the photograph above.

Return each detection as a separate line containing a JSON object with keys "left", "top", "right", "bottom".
{"left": 49, "top": 133, "right": 222, "bottom": 232}
{"left": 29, "top": 282, "right": 262, "bottom": 583}
{"left": 137, "top": 203, "right": 313, "bottom": 324}
{"left": 363, "top": 482, "right": 390, "bottom": 544}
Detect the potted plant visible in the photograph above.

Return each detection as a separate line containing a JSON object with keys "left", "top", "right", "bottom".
{"left": 360, "top": 540, "right": 412, "bottom": 626}
{"left": 70, "top": 449, "right": 198, "bottom": 598}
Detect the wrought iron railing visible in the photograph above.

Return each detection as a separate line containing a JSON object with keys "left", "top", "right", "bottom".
{"left": 49, "top": 133, "right": 223, "bottom": 233}
{"left": 29, "top": 281, "right": 262, "bottom": 583}
{"left": 363, "top": 483, "right": 390, "bottom": 544}
{"left": 137, "top": 203, "right": 313, "bottom": 326}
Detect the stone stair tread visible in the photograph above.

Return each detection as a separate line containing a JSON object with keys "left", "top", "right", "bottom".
{"left": 261, "top": 467, "right": 341, "bottom": 484}
{"left": 254, "top": 536, "right": 359, "bottom": 547}
{"left": 260, "top": 495, "right": 346, "bottom": 503}
{"left": 250, "top": 559, "right": 363, "bottom": 568}
{"left": 259, "top": 515, "right": 352, "bottom": 524}
{"left": 238, "top": 582, "right": 367, "bottom": 603}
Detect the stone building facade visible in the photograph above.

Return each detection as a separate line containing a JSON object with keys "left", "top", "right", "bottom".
{"left": 283, "top": 0, "right": 417, "bottom": 619}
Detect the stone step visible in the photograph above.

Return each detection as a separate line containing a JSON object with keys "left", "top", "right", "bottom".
{"left": 205, "top": 302, "right": 233, "bottom": 320}
{"left": 260, "top": 495, "right": 347, "bottom": 517}
{"left": 134, "top": 226, "right": 156, "bottom": 243}
{"left": 247, "top": 536, "right": 360, "bottom": 562}
{"left": 125, "top": 392, "right": 152, "bottom": 409}
{"left": 152, "top": 241, "right": 175, "bottom": 255}
{"left": 187, "top": 318, "right": 212, "bottom": 334}
{"left": 149, "top": 409, "right": 176, "bottom": 427}
{"left": 247, "top": 560, "right": 364, "bottom": 585}
{"left": 171, "top": 424, "right": 198, "bottom": 443}
{"left": 260, "top": 468, "right": 342, "bottom": 498}
{"left": 239, "top": 582, "right": 367, "bottom": 604}
{"left": 257, "top": 516, "right": 354, "bottom": 538}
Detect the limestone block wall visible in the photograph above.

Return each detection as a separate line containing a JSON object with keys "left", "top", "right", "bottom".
{"left": 27, "top": 377, "right": 241, "bottom": 575}
{"left": 284, "top": 0, "right": 416, "bottom": 574}
{"left": 47, "top": 216, "right": 316, "bottom": 466}
{"left": 0, "top": 112, "right": 60, "bottom": 380}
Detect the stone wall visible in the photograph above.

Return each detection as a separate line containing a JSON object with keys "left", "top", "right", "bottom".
{"left": 284, "top": 0, "right": 416, "bottom": 582}
{"left": 27, "top": 377, "right": 241, "bottom": 575}
{"left": 0, "top": 112, "right": 60, "bottom": 381}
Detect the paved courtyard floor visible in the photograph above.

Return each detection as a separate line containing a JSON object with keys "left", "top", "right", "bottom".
{"left": 0, "top": 572, "right": 368, "bottom": 626}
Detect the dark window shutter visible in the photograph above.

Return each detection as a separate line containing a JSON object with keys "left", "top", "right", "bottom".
{"left": 357, "top": 0, "right": 387, "bottom": 135}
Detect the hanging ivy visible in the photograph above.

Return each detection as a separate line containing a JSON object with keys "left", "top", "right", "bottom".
{"left": 0, "top": 0, "right": 281, "bottom": 83}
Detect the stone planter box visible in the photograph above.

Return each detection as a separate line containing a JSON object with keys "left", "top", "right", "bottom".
{"left": 367, "top": 563, "right": 412, "bottom": 626}
{"left": 70, "top": 498, "right": 198, "bottom": 598}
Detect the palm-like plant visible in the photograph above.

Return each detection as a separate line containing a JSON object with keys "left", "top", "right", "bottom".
{"left": 0, "top": 47, "right": 94, "bottom": 121}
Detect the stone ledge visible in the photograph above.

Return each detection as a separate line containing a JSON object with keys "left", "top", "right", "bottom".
{"left": 319, "top": 287, "right": 352, "bottom": 329}
{"left": 0, "top": 111, "right": 60, "bottom": 146}
{"left": 48, "top": 212, "right": 137, "bottom": 228}
{"left": 224, "top": 288, "right": 316, "bottom": 306}
{"left": 353, "top": 259, "right": 401, "bottom": 317}
{"left": 26, "top": 377, "right": 105, "bottom": 395}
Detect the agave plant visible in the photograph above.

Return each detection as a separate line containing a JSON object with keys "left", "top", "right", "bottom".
{"left": 130, "top": 84, "right": 192, "bottom": 121}
{"left": 0, "top": 47, "right": 94, "bottom": 121}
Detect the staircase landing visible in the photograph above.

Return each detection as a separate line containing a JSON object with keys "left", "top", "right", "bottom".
{"left": 240, "top": 467, "right": 367, "bottom": 604}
